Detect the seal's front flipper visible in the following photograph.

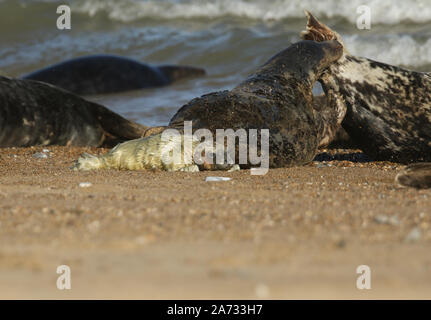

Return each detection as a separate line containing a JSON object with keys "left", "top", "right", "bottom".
{"left": 90, "top": 104, "right": 148, "bottom": 147}
{"left": 395, "top": 163, "right": 431, "bottom": 189}
{"left": 314, "top": 75, "right": 348, "bottom": 148}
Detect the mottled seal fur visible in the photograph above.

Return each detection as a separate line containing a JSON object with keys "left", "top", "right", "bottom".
{"left": 301, "top": 11, "right": 431, "bottom": 163}
{"left": 73, "top": 40, "right": 344, "bottom": 172}
{"left": 0, "top": 76, "right": 146, "bottom": 147}
{"left": 312, "top": 94, "right": 356, "bottom": 149}
{"left": 22, "top": 55, "right": 206, "bottom": 95}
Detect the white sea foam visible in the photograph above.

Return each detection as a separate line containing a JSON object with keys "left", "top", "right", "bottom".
{"left": 345, "top": 34, "right": 431, "bottom": 68}
{"left": 72, "top": 0, "right": 431, "bottom": 24}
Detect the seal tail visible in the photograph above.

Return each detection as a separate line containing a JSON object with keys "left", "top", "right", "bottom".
{"left": 395, "top": 163, "right": 431, "bottom": 189}
{"left": 90, "top": 104, "right": 148, "bottom": 147}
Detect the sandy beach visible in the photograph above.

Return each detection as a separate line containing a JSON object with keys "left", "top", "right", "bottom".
{"left": 0, "top": 146, "right": 429, "bottom": 299}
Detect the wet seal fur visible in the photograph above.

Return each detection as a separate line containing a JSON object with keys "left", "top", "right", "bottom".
{"left": 301, "top": 11, "right": 431, "bottom": 163}
{"left": 22, "top": 55, "right": 206, "bottom": 95}
{"left": 0, "top": 76, "right": 146, "bottom": 147}
{"left": 73, "top": 40, "right": 344, "bottom": 172}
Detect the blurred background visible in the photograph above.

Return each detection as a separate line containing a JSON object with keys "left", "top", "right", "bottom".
{"left": 1, "top": 0, "right": 431, "bottom": 126}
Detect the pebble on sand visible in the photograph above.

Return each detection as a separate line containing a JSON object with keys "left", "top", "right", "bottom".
{"left": 79, "top": 182, "right": 93, "bottom": 188}
{"left": 205, "top": 177, "right": 232, "bottom": 182}
{"left": 33, "top": 152, "right": 48, "bottom": 159}
{"left": 405, "top": 227, "right": 422, "bottom": 242}
{"left": 373, "top": 215, "right": 400, "bottom": 226}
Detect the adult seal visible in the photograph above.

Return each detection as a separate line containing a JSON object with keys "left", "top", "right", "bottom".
{"left": 73, "top": 40, "right": 344, "bottom": 172}
{"left": 21, "top": 54, "right": 206, "bottom": 95}
{"left": 0, "top": 76, "right": 147, "bottom": 147}
{"left": 301, "top": 11, "right": 431, "bottom": 163}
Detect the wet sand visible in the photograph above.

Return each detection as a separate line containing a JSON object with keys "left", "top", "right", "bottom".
{"left": 0, "top": 146, "right": 430, "bottom": 299}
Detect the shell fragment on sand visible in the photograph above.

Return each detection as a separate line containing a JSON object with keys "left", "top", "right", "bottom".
{"left": 79, "top": 182, "right": 93, "bottom": 188}
{"left": 205, "top": 177, "right": 232, "bottom": 182}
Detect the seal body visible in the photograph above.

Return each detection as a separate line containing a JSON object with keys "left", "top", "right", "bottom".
{"left": 0, "top": 76, "right": 146, "bottom": 147}
{"left": 72, "top": 132, "right": 241, "bottom": 172}
{"left": 302, "top": 12, "right": 431, "bottom": 163}
{"left": 169, "top": 40, "right": 344, "bottom": 167}
{"left": 21, "top": 55, "right": 206, "bottom": 95}
{"left": 73, "top": 134, "right": 199, "bottom": 172}
{"left": 74, "top": 40, "right": 344, "bottom": 172}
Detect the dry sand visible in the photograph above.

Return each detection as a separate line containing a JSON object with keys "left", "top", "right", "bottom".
{"left": 0, "top": 146, "right": 430, "bottom": 299}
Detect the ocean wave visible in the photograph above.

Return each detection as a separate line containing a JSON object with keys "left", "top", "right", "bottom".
{"left": 71, "top": 0, "right": 431, "bottom": 24}
{"left": 345, "top": 34, "right": 431, "bottom": 69}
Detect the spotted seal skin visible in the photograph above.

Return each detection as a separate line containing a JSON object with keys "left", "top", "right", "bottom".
{"left": 301, "top": 11, "right": 431, "bottom": 163}
{"left": 0, "top": 76, "right": 147, "bottom": 147}
{"left": 73, "top": 40, "right": 344, "bottom": 172}
{"left": 22, "top": 55, "right": 206, "bottom": 95}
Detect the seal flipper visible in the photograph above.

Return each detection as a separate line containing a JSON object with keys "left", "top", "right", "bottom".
{"left": 313, "top": 73, "right": 348, "bottom": 148}
{"left": 89, "top": 104, "right": 148, "bottom": 147}
{"left": 395, "top": 163, "right": 431, "bottom": 189}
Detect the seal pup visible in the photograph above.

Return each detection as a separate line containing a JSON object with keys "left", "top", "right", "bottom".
{"left": 73, "top": 40, "right": 344, "bottom": 172}
{"left": 0, "top": 76, "right": 146, "bottom": 147}
{"left": 395, "top": 163, "right": 431, "bottom": 189}
{"left": 73, "top": 133, "right": 240, "bottom": 172}
{"left": 301, "top": 11, "right": 431, "bottom": 163}
{"left": 22, "top": 55, "right": 206, "bottom": 95}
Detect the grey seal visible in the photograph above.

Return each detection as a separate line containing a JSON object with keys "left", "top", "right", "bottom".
{"left": 0, "top": 76, "right": 146, "bottom": 147}
{"left": 73, "top": 40, "right": 344, "bottom": 171}
{"left": 21, "top": 55, "right": 206, "bottom": 95}
{"left": 301, "top": 11, "right": 431, "bottom": 163}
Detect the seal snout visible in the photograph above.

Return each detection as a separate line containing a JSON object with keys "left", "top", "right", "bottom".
{"left": 322, "top": 40, "right": 343, "bottom": 60}
{"left": 313, "top": 40, "right": 343, "bottom": 72}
